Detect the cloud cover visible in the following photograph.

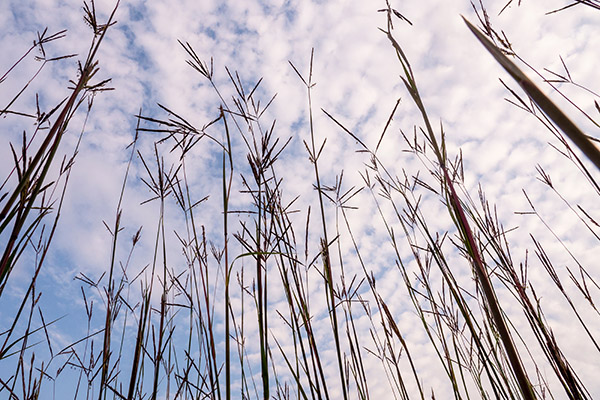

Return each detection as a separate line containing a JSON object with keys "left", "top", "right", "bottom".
{"left": 1, "top": 0, "right": 600, "bottom": 398}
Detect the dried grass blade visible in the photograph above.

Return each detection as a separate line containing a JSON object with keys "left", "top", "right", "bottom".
{"left": 464, "top": 16, "right": 600, "bottom": 172}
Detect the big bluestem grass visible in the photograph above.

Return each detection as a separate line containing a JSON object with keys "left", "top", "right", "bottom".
{"left": 0, "top": 1, "right": 118, "bottom": 397}
{"left": 2, "top": 0, "right": 599, "bottom": 399}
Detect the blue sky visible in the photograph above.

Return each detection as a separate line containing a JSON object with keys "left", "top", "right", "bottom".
{"left": 1, "top": 0, "right": 600, "bottom": 398}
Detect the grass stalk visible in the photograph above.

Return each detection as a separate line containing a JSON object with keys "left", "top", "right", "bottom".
{"left": 380, "top": 8, "right": 536, "bottom": 399}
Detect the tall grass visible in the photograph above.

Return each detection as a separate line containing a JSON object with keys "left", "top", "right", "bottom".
{"left": 1, "top": 1, "right": 119, "bottom": 397}
{"left": 1, "top": 0, "right": 599, "bottom": 399}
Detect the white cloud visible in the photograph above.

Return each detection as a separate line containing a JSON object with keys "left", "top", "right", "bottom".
{"left": 2, "top": 0, "right": 600, "bottom": 398}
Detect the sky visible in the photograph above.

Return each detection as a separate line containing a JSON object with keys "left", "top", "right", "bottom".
{"left": 1, "top": 0, "right": 600, "bottom": 398}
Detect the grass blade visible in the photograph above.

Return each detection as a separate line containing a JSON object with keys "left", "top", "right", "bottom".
{"left": 464, "top": 16, "right": 600, "bottom": 171}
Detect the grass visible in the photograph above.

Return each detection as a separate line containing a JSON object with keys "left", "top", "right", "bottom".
{"left": 1, "top": 0, "right": 599, "bottom": 398}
